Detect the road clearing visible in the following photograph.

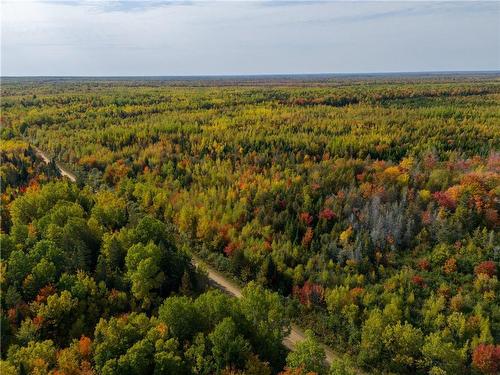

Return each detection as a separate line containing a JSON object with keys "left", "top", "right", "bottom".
{"left": 192, "top": 255, "right": 362, "bottom": 371}
{"left": 33, "top": 146, "right": 77, "bottom": 182}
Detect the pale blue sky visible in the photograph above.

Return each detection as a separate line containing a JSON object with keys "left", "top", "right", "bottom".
{"left": 2, "top": 1, "right": 499, "bottom": 76}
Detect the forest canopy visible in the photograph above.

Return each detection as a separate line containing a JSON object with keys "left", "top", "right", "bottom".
{"left": 1, "top": 76, "right": 499, "bottom": 374}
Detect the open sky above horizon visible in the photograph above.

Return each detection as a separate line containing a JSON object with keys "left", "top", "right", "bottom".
{"left": 1, "top": 0, "right": 499, "bottom": 76}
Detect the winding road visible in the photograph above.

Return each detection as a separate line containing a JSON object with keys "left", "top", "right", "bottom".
{"left": 34, "top": 145, "right": 364, "bottom": 373}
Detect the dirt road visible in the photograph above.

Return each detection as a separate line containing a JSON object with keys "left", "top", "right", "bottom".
{"left": 33, "top": 146, "right": 77, "bottom": 182}
{"left": 192, "top": 256, "right": 343, "bottom": 368}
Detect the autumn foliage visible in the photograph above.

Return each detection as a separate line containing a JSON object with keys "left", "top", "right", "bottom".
{"left": 475, "top": 261, "right": 497, "bottom": 278}
{"left": 1, "top": 78, "right": 498, "bottom": 375}
{"left": 472, "top": 344, "right": 500, "bottom": 374}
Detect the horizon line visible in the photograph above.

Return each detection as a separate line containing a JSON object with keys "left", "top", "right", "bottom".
{"left": 2, "top": 69, "right": 500, "bottom": 79}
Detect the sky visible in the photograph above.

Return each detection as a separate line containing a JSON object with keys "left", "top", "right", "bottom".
{"left": 1, "top": 0, "right": 499, "bottom": 76}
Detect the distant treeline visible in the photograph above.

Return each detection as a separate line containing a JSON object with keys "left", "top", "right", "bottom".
{"left": 1, "top": 78, "right": 499, "bottom": 375}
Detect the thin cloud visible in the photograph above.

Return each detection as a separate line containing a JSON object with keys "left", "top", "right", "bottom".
{"left": 2, "top": 0, "right": 499, "bottom": 75}
{"left": 297, "top": 2, "right": 499, "bottom": 26}
{"left": 40, "top": 0, "right": 193, "bottom": 13}
{"left": 99, "top": 0, "right": 193, "bottom": 13}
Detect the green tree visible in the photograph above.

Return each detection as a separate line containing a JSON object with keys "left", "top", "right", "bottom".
{"left": 239, "top": 281, "right": 291, "bottom": 368}
{"left": 158, "top": 296, "right": 202, "bottom": 342}
{"left": 358, "top": 309, "right": 385, "bottom": 366}
{"left": 91, "top": 190, "right": 127, "bottom": 230}
{"left": 286, "top": 330, "right": 327, "bottom": 374}
{"left": 114, "top": 338, "right": 155, "bottom": 375}
{"left": 31, "top": 290, "right": 78, "bottom": 344}
{"left": 382, "top": 321, "right": 423, "bottom": 371}
{"left": 6, "top": 340, "right": 57, "bottom": 374}
{"left": 421, "top": 331, "right": 467, "bottom": 374}
{"left": 209, "top": 317, "right": 251, "bottom": 371}
{"left": 125, "top": 242, "right": 165, "bottom": 309}
{"left": 0, "top": 234, "right": 15, "bottom": 260}
{"left": 93, "top": 313, "right": 152, "bottom": 373}
{"left": 193, "top": 290, "right": 234, "bottom": 330}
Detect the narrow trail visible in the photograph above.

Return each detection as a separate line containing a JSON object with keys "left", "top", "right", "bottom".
{"left": 33, "top": 146, "right": 77, "bottom": 183}
{"left": 31, "top": 144, "right": 364, "bottom": 373}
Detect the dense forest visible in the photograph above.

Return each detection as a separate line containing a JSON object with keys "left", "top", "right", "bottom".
{"left": 1, "top": 76, "right": 499, "bottom": 374}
